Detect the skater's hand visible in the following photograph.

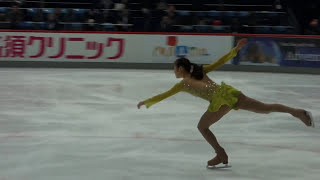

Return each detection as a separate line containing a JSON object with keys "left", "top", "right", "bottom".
{"left": 235, "top": 38, "right": 247, "bottom": 51}
{"left": 137, "top": 101, "right": 145, "bottom": 109}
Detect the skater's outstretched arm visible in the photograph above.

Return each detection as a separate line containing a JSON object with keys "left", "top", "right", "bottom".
{"left": 137, "top": 82, "right": 182, "bottom": 109}
{"left": 203, "top": 38, "right": 247, "bottom": 74}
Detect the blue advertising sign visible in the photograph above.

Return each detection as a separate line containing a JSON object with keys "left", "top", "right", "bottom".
{"left": 233, "top": 37, "right": 320, "bottom": 67}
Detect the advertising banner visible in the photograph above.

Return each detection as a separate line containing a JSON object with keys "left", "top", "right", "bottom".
{"left": 0, "top": 32, "right": 233, "bottom": 65}
{"left": 233, "top": 36, "right": 320, "bottom": 67}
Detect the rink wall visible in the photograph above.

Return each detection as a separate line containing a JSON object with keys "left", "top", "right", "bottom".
{"left": 0, "top": 30, "right": 319, "bottom": 74}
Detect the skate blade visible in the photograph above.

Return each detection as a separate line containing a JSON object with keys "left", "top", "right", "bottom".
{"left": 206, "top": 164, "right": 232, "bottom": 169}
{"left": 306, "top": 111, "right": 315, "bottom": 128}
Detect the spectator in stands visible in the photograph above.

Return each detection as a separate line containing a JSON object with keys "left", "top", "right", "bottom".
{"left": 0, "top": 10, "right": 8, "bottom": 29}
{"left": 212, "top": 20, "right": 222, "bottom": 26}
{"left": 9, "top": 5, "right": 23, "bottom": 29}
{"left": 141, "top": 8, "right": 152, "bottom": 31}
{"left": 141, "top": 0, "right": 152, "bottom": 31}
{"left": 305, "top": 18, "right": 320, "bottom": 35}
{"left": 85, "top": 9, "right": 97, "bottom": 31}
{"left": 198, "top": 19, "right": 207, "bottom": 25}
{"left": 114, "top": 0, "right": 128, "bottom": 11}
{"left": 55, "top": 8, "right": 65, "bottom": 22}
{"left": 103, "top": 10, "right": 116, "bottom": 24}
{"left": 305, "top": 3, "right": 319, "bottom": 24}
{"left": 0, "top": 11, "right": 6, "bottom": 21}
{"left": 92, "top": 9, "right": 103, "bottom": 30}
{"left": 65, "top": 8, "right": 75, "bottom": 22}
{"left": 247, "top": 12, "right": 257, "bottom": 26}
{"left": 32, "top": 8, "right": 44, "bottom": 22}
{"left": 32, "top": 9, "right": 44, "bottom": 29}
{"left": 14, "top": 0, "right": 25, "bottom": 7}
{"left": 160, "top": 16, "right": 173, "bottom": 32}
{"left": 63, "top": 8, "right": 75, "bottom": 30}
{"left": 100, "top": 0, "right": 114, "bottom": 9}
{"left": 157, "top": 1, "right": 168, "bottom": 11}
{"left": 166, "top": 5, "right": 177, "bottom": 25}
{"left": 230, "top": 18, "right": 244, "bottom": 33}
{"left": 0, "top": 0, "right": 301, "bottom": 35}
{"left": 46, "top": 13, "right": 60, "bottom": 30}
{"left": 116, "top": 9, "right": 132, "bottom": 31}
{"left": 155, "top": 0, "right": 168, "bottom": 18}
{"left": 273, "top": 0, "right": 283, "bottom": 12}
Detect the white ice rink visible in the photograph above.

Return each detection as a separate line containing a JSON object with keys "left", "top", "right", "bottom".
{"left": 0, "top": 68, "right": 320, "bottom": 180}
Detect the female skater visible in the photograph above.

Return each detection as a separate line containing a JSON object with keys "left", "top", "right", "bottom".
{"left": 137, "top": 38, "right": 314, "bottom": 168}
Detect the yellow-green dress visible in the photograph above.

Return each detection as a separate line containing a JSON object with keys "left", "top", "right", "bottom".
{"left": 143, "top": 47, "right": 241, "bottom": 112}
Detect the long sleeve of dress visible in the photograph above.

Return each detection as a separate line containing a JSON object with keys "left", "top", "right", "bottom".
{"left": 144, "top": 83, "right": 182, "bottom": 108}
{"left": 203, "top": 47, "right": 238, "bottom": 74}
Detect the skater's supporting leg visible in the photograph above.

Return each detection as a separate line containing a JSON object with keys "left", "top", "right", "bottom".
{"left": 198, "top": 105, "right": 232, "bottom": 165}
{"left": 235, "top": 93, "right": 312, "bottom": 126}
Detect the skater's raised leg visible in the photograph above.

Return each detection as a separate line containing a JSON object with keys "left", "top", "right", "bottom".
{"left": 235, "top": 93, "right": 313, "bottom": 126}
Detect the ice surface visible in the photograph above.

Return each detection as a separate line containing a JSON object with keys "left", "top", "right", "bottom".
{"left": 0, "top": 68, "right": 319, "bottom": 180}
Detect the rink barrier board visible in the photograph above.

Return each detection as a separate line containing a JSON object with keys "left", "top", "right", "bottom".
{"left": 0, "top": 31, "right": 233, "bottom": 64}
{"left": 0, "top": 30, "right": 320, "bottom": 74}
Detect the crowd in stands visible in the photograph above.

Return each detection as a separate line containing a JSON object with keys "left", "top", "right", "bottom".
{"left": 0, "top": 0, "right": 319, "bottom": 35}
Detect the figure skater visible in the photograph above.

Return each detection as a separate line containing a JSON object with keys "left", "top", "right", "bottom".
{"left": 137, "top": 38, "right": 314, "bottom": 168}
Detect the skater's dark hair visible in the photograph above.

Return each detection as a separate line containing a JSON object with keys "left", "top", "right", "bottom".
{"left": 174, "top": 58, "right": 204, "bottom": 80}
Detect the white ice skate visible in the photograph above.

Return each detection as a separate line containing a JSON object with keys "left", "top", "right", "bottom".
{"left": 206, "top": 164, "right": 232, "bottom": 169}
